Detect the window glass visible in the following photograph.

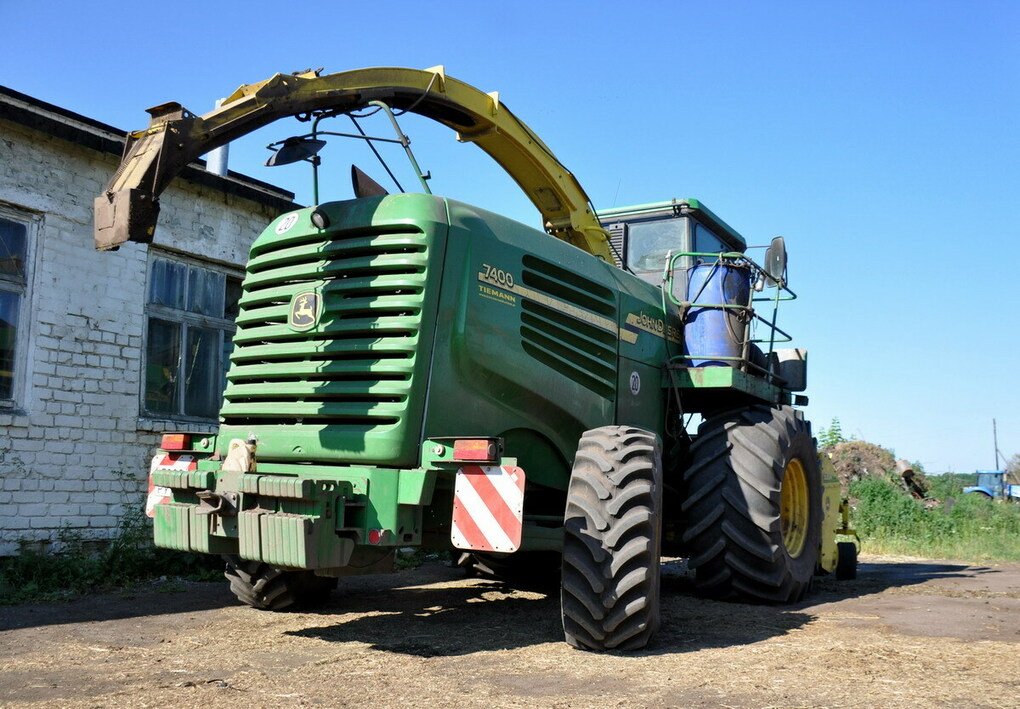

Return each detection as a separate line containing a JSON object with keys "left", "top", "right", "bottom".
{"left": 0, "top": 291, "right": 19, "bottom": 399}
{"left": 626, "top": 219, "right": 685, "bottom": 272}
{"left": 224, "top": 276, "right": 243, "bottom": 319}
{"left": 187, "top": 267, "right": 225, "bottom": 317}
{"left": 144, "top": 255, "right": 241, "bottom": 420}
{"left": 0, "top": 215, "right": 29, "bottom": 403}
{"left": 694, "top": 223, "right": 727, "bottom": 255}
{"left": 145, "top": 318, "right": 180, "bottom": 415}
{"left": 0, "top": 219, "right": 27, "bottom": 279}
{"left": 183, "top": 326, "right": 221, "bottom": 418}
{"left": 149, "top": 259, "right": 187, "bottom": 309}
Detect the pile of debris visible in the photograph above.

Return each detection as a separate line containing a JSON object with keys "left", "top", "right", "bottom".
{"left": 823, "top": 440, "right": 932, "bottom": 500}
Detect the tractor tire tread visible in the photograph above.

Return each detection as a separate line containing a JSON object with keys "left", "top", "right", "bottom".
{"left": 681, "top": 406, "right": 822, "bottom": 604}
{"left": 223, "top": 555, "right": 335, "bottom": 611}
{"left": 561, "top": 426, "right": 662, "bottom": 652}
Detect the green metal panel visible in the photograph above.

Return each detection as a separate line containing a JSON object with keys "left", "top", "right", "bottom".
{"left": 674, "top": 365, "right": 783, "bottom": 404}
{"left": 237, "top": 511, "right": 352, "bottom": 568}
{"left": 615, "top": 358, "right": 666, "bottom": 433}
{"left": 150, "top": 469, "right": 215, "bottom": 489}
{"left": 607, "top": 266, "right": 677, "bottom": 434}
{"left": 421, "top": 199, "right": 636, "bottom": 491}
{"left": 237, "top": 510, "right": 261, "bottom": 559}
{"left": 153, "top": 504, "right": 191, "bottom": 551}
{"left": 217, "top": 194, "right": 450, "bottom": 468}
{"left": 152, "top": 503, "right": 234, "bottom": 554}
{"left": 396, "top": 469, "right": 436, "bottom": 506}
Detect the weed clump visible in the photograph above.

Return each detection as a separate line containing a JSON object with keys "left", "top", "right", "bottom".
{"left": 851, "top": 477, "right": 1020, "bottom": 561}
{"left": 0, "top": 508, "right": 221, "bottom": 604}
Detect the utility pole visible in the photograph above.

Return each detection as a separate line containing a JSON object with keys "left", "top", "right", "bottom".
{"left": 993, "top": 418, "right": 1001, "bottom": 470}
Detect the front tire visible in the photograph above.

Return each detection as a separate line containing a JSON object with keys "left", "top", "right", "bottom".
{"left": 561, "top": 426, "right": 663, "bottom": 651}
{"left": 223, "top": 555, "right": 336, "bottom": 610}
{"left": 682, "top": 406, "right": 821, "bottom": 603}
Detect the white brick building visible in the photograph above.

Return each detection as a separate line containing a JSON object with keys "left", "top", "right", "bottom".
{"left": 0, "top": 86, "right": 296, "bottom": 555}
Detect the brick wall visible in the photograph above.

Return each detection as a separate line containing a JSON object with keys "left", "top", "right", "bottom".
{"left": 0, "top": 104, "right": 293, "bottom": 555}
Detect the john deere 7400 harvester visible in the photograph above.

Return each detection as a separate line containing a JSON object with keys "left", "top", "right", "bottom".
{"left": 94, "top": 67, "right": 854, "bottom": 651}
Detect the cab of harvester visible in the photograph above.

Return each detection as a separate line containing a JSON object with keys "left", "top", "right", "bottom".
{"left": 601, "top": 198, "right": 747, "bottom": 282}
{"left": 601, "top": 198, "right": 809, "bottom": 411}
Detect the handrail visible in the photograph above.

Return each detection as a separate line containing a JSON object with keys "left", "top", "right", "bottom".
{"left": 665, "top": 250, "right": 798, "bottom": 373}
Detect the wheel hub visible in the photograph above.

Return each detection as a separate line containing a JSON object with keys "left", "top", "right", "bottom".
{"left": 780, "top": 458, "right": 809, "bottom": 558}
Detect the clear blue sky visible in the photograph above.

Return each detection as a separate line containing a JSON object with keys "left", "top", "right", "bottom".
{"left": 3, "top": 1, "right": 1018, "bottom": 473}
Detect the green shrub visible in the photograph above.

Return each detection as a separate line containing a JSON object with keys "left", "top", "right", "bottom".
{"left": 926, "top": 474, "right": 969, "bottom": 499}
{"left": 850, "top": 477, "right": 1020, "bottom": 561}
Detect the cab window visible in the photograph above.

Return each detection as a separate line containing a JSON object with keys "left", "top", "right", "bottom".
{"left": 693, "top": 223, "right": 727, "bottom": 259}
{"left": 626, "top": 219, "right": 685, "bottom": 273}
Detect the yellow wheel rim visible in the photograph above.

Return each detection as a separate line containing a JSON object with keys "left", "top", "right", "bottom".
{"left": 780, "top": 458, "right": 809, "bottom": 558}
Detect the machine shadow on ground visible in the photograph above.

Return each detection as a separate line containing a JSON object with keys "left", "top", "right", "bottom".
{"left": 291, "top": 573, "right": 814, "bottom": 657}
{"left": 284, "top": 558, "right": 994, "bottom": 657}
{"left": 0, "top": 558, "right": 997, "bottom": 638}
{"left": 0, "top": 580, "right": 234, "bottom": 632}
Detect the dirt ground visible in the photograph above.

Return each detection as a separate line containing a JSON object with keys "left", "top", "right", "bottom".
{"left": 1, "top": 555, "right": 1018, "bottom": 709}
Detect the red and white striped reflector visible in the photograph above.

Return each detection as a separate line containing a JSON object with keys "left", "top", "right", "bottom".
{"left": 146, "top": 453, "right": 196, "bottom": 517}
{"left": 145, "top": 478, "right": 172, "bottom": 518}
{"left": 151, "top": 453, "right": 197, "bottom": 472}
{"left": 451, "top": 465, "right": 525, "bottom": 553}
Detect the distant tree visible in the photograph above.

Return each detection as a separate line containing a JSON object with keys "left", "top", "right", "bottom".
{"left": 1007, "top": 453, "right": 1020, "bottom": 484}
{"left": 818, "top": 417, "right": 846, "bottom": 449}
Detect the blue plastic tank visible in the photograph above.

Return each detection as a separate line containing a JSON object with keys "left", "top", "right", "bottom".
{"left": 682, "top": 262, "right": 751, "bottom": 367}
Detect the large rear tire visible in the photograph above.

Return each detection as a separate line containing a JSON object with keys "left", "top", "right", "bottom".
{"left": 223, "top": 555, "right": 336, "bottom": 610}
{"left": 682, "top": 406, "right": 821, "bottom": 603}
{"left": 561, "top": 426, "right": 663, "bottom": 651}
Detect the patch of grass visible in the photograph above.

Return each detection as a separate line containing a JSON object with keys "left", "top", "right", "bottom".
{"left": 926, "top": 474, "right": 973, "bottom": 498}
{"left": 0, "top": 509, "right": 223, "bottom": 605}
{"left": 850, "top": 477, "right": 1020, "bottom": 561}
{"left": 395, "top": 548, "right": 451, "bottom": 570}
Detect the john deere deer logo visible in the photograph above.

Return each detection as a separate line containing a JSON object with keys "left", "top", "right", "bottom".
{"left": 289, "top": 291, "right": 320, "bottom": 330}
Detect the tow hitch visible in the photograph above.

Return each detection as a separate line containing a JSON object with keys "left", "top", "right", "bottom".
{"left": 195, "top": 490, "right": 238, "bottom": 516}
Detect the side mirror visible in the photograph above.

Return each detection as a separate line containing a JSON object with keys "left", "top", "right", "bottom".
{"left": 763, "top": 236, "right": 787, "bottom": 287}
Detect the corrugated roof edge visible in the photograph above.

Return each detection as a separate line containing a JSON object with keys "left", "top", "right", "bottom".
{"left": 0, "top": 84, "right": 299, "bottom": 213}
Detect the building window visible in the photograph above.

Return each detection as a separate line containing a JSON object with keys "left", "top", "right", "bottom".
{"left": 144, "top": 255, "right": 242, "bottom": 421}
{"left": 0, "top": 211, "right": 32, "bottom": 405}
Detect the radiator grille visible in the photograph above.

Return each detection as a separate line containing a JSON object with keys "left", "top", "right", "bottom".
{"left": 220, "top": 226, "right": 428, "bottom": 430}
{"left": 606, "top": 223, "right": 625, "bottom": 268}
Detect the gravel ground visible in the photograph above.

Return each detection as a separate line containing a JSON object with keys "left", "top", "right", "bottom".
{"left": 1, "top": 555, "right": 1018, "bottom": 709}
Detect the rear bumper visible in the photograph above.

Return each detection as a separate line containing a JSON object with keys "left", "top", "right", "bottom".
{"left": 151, "top": 466, "right": 437, "bottom": 569}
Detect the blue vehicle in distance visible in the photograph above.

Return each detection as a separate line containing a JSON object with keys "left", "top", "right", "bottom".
{"left": 964, "top": 470, "right": 1020, "bottom": 502}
